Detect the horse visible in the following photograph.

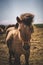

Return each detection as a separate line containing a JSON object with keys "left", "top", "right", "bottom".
{"left": 6, "top": 13, "right": 34, "bottom": 65}
{"left": 0, "top": 27, "right": 4, "bottom": 34}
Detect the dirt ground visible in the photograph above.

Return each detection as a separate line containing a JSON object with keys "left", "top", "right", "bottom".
{"left": 0, "top": 26, "right": 43, "bottom": 65}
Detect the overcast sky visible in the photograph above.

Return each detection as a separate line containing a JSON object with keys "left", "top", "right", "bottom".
{"left": 0, "top": 0, "right": 43, "bottom": 25}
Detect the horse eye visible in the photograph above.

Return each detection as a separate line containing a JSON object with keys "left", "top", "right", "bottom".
{"left": 19, "top": 29, "right": 21, "bottom": 31}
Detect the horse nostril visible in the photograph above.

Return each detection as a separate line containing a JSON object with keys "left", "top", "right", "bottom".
{"left": 23, "top": 43, "right": 30, "bottom": 50}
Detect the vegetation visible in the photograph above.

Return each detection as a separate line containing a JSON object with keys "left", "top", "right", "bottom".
{"left": 34, "top": 24, "right": 43, "bottom": 28}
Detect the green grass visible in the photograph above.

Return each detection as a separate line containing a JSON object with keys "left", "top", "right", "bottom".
{"left": 34, "top": 24, "right": 43, "bottom": 28}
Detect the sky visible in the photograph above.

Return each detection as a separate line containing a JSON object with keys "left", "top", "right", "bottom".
{"left": 0, "top": 0, "right": 43, "bottom": 25}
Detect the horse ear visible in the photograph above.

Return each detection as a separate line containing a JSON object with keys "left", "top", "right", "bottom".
{"left": 16, "top": 16, "right": 21, "bottom": 23}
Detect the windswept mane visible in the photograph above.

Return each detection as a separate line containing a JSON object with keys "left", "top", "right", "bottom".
{"left": 20, "top": 13, "right": 34, "bottom": 26}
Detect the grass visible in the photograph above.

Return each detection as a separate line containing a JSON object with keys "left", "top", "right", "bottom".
{"left": 0, "top": 24, "right": 43, "bottom": 65}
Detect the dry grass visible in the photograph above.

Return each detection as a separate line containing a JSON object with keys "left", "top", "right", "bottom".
{"left": 0, "top": 26, "right": 43, "bottom": 65}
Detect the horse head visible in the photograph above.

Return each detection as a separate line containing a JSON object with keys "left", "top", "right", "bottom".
{"left": 16, "top": 13, "right": 34, "bottom": 50}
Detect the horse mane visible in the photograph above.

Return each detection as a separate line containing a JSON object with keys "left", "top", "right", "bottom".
{"left": 20, "top": 13, "right": 34, "bottom": 26}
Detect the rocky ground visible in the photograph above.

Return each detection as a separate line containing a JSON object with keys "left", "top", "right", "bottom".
{"left": 0, "top": 26, "right": 43, "bottom": 65}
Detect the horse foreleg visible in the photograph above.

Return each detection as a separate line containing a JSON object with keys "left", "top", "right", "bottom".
{"left": 14, "top": 54, "right": 21, "bottom": 65}
{"left": 25, "top": 50, "right": 30, "bottom": 65}
{"left": 9, "top": 50, "right": 12, "bottom": 65}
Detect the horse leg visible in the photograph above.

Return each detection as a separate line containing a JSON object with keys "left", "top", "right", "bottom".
{"left": 14, "top": 54, "right": 21, "bottom": 65}
{"left": 9, "top": 50, "right": 12, "bottom": 65}
{"left": 25, "top": 50, "right": 30, "bottom": 65}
